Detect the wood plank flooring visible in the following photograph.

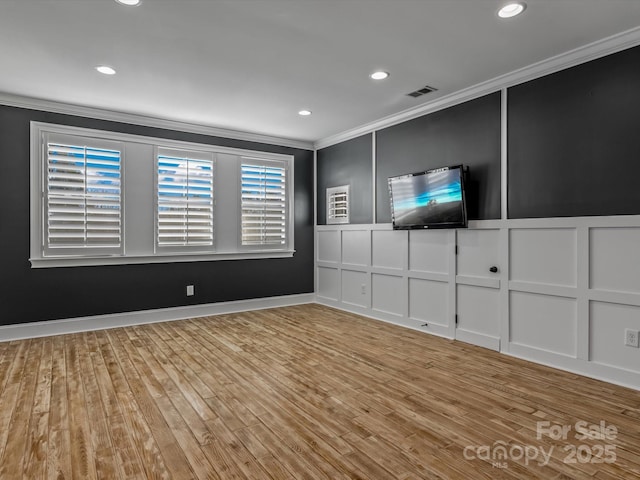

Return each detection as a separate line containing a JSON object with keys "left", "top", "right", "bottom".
{"left": 0, "top": 304, "right": 639, "bottom": 479}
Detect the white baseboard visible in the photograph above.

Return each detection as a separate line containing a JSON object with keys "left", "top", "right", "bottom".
{"left": 0, "top": 293, "right": 315, "bottom": 342}
{"left": 316, "top": 296, "right": 454, "bottom": 340}
{"left": 318, "top": 296, "right": 640, "bottom": 392}
{"left": 4, "top": 292, "right": 639, "bottom": 392}
{"left": 507, "top": 343, "right": 640, "bottom": 392}
{"left": 455, "top": 329, "right": 500, "bottom": 352}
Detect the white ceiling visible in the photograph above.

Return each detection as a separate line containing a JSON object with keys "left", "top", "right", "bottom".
{"left": 1, "top": 0, "right": 640, "bottom": 144}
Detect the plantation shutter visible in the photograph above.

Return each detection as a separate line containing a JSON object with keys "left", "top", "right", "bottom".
{"left": 241, "top": 160, "right": 287, "bottom": 246}
{"left": 157, "top": 150, "right": 214, "bottom": 248}
{"left": 45, "top": 141, "right": 122, "bottom": 254}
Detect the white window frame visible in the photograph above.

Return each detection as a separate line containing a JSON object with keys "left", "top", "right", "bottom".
{"left": 30, "top": 122, "right": 295, "bottom": 268}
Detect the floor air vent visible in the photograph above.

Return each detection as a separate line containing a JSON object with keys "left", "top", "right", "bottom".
{"left": 406, "top": 85, "right": 438, "bottom": 98}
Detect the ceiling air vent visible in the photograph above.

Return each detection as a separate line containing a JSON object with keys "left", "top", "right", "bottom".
{"left": 406, "top": 85, "right": 438, "bottom": 98}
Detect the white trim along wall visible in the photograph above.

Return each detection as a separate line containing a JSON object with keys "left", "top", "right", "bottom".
{"left": 0, "top": 94, "right": 312, "bottom": 151}
{"left": 314, "top": 26, "right": 640, "bottom": 150}
{"left": 316, "top": 219, "right": 640, "bottom": 391}
{"left": 0, "top": 293, "right": 315, "bottom": 343}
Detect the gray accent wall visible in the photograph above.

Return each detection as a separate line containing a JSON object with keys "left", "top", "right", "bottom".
{"left": 317, "top": 133, "right": 373, "bottom": 225}
{"left": 0, "top": 105, "right": 314, "bottom": 325}
{"left": 317, "top": 44, "right": 640, "bottom": 225}
{"left": 375, "top": 93, "right": 502, "bottom": 223}
{"left": 508, "top": 44, "right": 640, "bottom": 218}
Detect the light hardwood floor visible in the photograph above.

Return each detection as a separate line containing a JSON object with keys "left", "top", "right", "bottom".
{"left": 0, "top": 304, "right": 638, "bottom": 479}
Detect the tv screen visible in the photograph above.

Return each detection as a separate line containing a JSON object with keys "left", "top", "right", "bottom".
{"left": 388, "top": 165, "right": 468, "bottom": 229}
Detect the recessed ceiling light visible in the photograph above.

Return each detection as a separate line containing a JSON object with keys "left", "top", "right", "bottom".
{"left": 96, "top": 65, "right": 116, "bottom": 75}
{"left": 298, "top": 110, "right": 312, "bottom": 116}
{"left": 370, "top": 71, "right": 390, "bottom": 80}
{"left": 498, "top": 2, "right": 526, "bottom": 18}
{"left": 115, "top": 0, "right": 141, "bottom": 6}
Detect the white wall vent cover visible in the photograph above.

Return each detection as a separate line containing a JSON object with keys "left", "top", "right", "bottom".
{"left": 327, "top": 185, "right": 350, "bottom": 224}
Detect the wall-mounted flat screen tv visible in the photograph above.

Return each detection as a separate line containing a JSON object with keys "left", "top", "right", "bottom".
{"left": 388, "top": 165, "right": 468, "bottom": 229}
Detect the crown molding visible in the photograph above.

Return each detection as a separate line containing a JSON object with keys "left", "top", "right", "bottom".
{"left": 0, "top": 92, "right": 314, "bottom": 151}
{"left": 315, "top": 26, "right": 640, "bottom": 150}
{"left": 3, "top": 25, "right": 639, "bottom": 153}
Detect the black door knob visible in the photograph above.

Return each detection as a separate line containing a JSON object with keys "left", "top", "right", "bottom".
{"left": 489, "top": 266, "right": 498, "bottom": 273}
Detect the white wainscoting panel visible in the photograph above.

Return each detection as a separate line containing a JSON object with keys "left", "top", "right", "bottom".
{"left": 457, "top": 229, "right": 500, "bottom": 278}
{"left": 371, "top": 273, "right": 405, "bottom": 317}
{"left": 455, "top": 228, "right": 501, "bottom": 351}
{"left": 317, "top": 267, "right": 339, "bottom": 301}
{"left": 510, "top": 228, "right": 577, "bottom": 286}
{"left": 409, "top": 230, "right": 450, "bottom": 274}
{"left": 510, "top": 291, "right": 577, "bottom": 357}
{"left": 342, "top": 229, "right": 371, "bottom": 266}
{"left": 409, "top": 278, "right": 449, "bottom": 326}
{"left": 590, "top": 301, "right": 640, "bottom": 373}
{"left": 341, "top": 269, "right": 369, "bottom": 308}
{"left": 316, "top": 218, "right": 640, "bottom": 391}
{"left": 457, "top": 284, "right": 500, "bottom": 338}
{"left": 372, "top": 230, "right": 407, "bottom": 270}
{"left": 317, "top": 230, "right": 340, "bottom": 263}
{"left": 590, "top": 227, "right": 640, "bottom": 294}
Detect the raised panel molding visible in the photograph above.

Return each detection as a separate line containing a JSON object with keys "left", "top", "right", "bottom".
{"left": 371, "top": 273, "right": 405, "bottom": 317}
{"left": 409, "top": 230, "right": 450, "bottom": 273}
{"left": 510, "top": 228, "right": 577, "bottom": 287}
{"left": 590, "top": 227, "right": 640, "bottom": 294}
{"left": 457, "top": 229, "right": 500, "bottom": 278}
{"left": 409, "top": 278, "right": 449, "bottom": 327}
{"left": 316, "top": 219, "right": 640, "bottom": 391}
{"left": 317, "top": 230, "right": 340, "bottom": 263}
{"left": 372, "top": 230, "right": 407, "bottom": 270}
{"left": 510, "top": 291, "right": 577, "bottom": 357}
{"left": 457, "top": 284, "right": 500, "bottom": 338}
{"left": 342, "top": 230, "right": 371, "bottom": 266}
{"left": 341, "top": 269, "right": 369, "bottom": 308}
{"left": 590, "top": 301, "right": 640, "bottom": 373}
{"left": 317, "top": 267, "right": 339, "bottom": 301}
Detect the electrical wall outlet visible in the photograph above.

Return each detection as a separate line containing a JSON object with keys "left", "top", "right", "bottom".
{"left": 624, "top": 329, "right": 639, "bottom": 348}
{"left": 186, "top": 285, "right": 195, "bottom": 297}
{"left": 361, "top": 284, "right": 366, "bottom": 295}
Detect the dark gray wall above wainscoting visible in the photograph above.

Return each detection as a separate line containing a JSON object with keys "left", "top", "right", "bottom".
{"left": 508, "top": 44, "right": 640, "bottom": 218}
{"left": 0, "top": 105, "right": 314, "bottom": 325}
{"left": 375, "top": 92, "right": 502, "bottom": 223}
{"left": 317, "top": 133, "right": 373, "bottom": 225}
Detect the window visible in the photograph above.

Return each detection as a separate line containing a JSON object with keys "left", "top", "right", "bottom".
{"left": 44, "top": 137, "right": 123, "bottom": 256}
{"left": 241, "top": 159, "right": 288, "bottom": 247}
{"left": 30, "top": 122, "right": 295, "bottom": 267}
{"left": 156, "top": 149, "right": 214, "bottom": 250}
{"left": 326, "top": 185, "right": 350, "bottom": 224}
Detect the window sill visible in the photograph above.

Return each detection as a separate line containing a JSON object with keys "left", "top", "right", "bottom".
{"left": 29, "top": 250, "right": 295, "bottom": 269}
